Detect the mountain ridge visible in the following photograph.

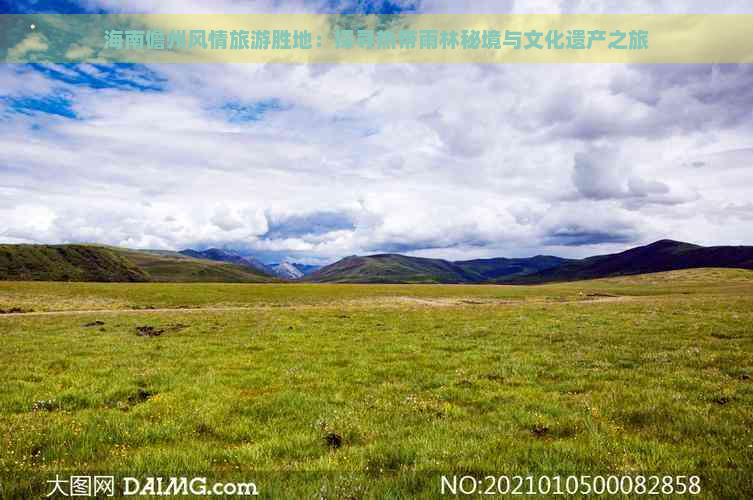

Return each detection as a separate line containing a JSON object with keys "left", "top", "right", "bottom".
{"left": 179, "top": 248, "right": 320, "bottom": 280}
{"left": 0, "top": 244, "right": 276, "bottom": 283}
{"left": 179, "top": 248, "right": 276, "bottom": 276}
{"left": 504, "top": 239, "right": 753, "bottom": 284}
{"left": 2, "top": 240, "right": 752, "bottom": 284}
{"left": 306, "top": 239, "right": 753, "bottom": 284}
{"left": 306, "top": 253, "right": 567, "bottom": 283}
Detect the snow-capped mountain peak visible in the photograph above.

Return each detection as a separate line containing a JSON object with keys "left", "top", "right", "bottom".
{"left": 272, "top": 261, "right": 305, "bottom": 280}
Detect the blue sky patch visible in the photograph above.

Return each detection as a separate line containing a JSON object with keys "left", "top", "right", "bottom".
{"left": 220, "top": 98, "right": 288, "bottom": 123}
{"left": 326, "top": 0, "right": 419, "bottom": 14}
{"left": 2, "top": 93, "right": 77, "bottom": 118}
{"left": 266, "top": 210, "right": 356, "bottom": 239}
{"left": 1, "top": 0, "right": 418, "bottom": 15}
{"left": 30, "top": 63, "right": 167, "bottom": 92}
{"left": 0, "top": 0, "right": 104, "bottom": 14}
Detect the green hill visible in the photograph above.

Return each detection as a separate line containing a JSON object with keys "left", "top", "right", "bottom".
{"left": 306, "top": 254, "right": 567, "bottom": 284}
{"left": 456, "top": 255, "right": 568, "bottom": 282}
{"left": 504, "top": 240, "right": 753, "bottom": 284}
{"left": 113, "top": 248, "right": 275, "bottom": 283}
{"left": 307, "top": 240, "right": 753, "bottom": 284}
{"left": 0, "top": 244, "right": 149, "bottom": 282}
{"left": 306, "top": 254, "right": 486, "bottom": 283}
{"left": 5, "top": 240, "right": 752, "bottom": 285}
{"left": 0, "top": 245, "right": 275, "bottom": 283}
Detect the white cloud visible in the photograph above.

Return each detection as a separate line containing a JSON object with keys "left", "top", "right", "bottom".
{"left": 7, "top": 33, "right": 49, "bottom": 62}
{"left": 64, "top": 44, "right": 95, "bottom": 60}
{"left": 1, "top": 1, "right": 753, "bottom": 262}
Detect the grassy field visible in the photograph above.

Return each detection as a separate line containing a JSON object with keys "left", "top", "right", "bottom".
{"left": 1, "top": 269, "right": 752, "bottom": 498}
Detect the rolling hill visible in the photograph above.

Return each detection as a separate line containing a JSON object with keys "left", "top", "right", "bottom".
{"left": 179, "top": 249, "right": 320, "bottom": 280}
{"left": 503, "top": 239, "right": 753, "bottom": 284}
{"left": 306, "top": 254, "right": 481, "bottom": 283}
{"left": 306, "top": 253, "right": 566, "bottom": 283}
{"left": 307, "top": 240, "right": 753, "bottom": 284}
{"left": 112, "top": 248, "right": 276, "bottom": 282}
{"left": 3, "top": 240, "right": 752, "bottom": 284}
{"left": 179, "top": 248, "right": 276, "bottom": 276}
{"left": 0, "top": 244, "right": 150, "bottom": 282}
{"left": 0, "top": 245, "right": 276, "bottom": 283}
{"left": 455, "top": 255, "right": 569, "bottom": 281}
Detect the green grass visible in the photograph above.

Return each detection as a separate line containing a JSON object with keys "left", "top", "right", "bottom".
{"left": 2, "top": 268, "right": 753, "bottom": 313}
{"left": 1, "top": 269, "right": 752, "bottom": 498}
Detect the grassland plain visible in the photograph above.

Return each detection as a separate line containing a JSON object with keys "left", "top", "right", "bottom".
{"left": 0, "top": 269, "right": 752, "bottom": 498}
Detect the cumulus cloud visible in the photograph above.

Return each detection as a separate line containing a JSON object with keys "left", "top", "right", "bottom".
{"left": 6, "top": 33, "right": 49, "bottom": 62}
{"left": 570, "top": 148, "right": 697, "bottom": 210}
{"left": 572, "top": 148, "right": 627, "bottom": 200}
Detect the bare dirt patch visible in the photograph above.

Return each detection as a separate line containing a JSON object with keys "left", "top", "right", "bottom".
{"left": 136, "top": 325, "right": 164, "bottom": 337}
{"left": 0, "top": 307, "right": 32, "bottom": 314}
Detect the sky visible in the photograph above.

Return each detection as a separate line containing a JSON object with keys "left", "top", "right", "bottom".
{"left": 1, "top": 1, "right": 753, "bottom": 265}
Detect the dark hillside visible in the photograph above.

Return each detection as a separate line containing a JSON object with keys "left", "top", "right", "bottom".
{"left": 0, "top": 244, "right": 150, "bottom": 282}
{"left": 504, "top": 240, "right": 753, "bottom": 283}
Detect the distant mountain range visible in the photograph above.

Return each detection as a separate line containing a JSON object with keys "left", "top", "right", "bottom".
{"left": 305, "top": 253, "right": 566, "bottom": 283}
{"left": 179, "top": 248, "right": 276, "bottom": 275}
{"left": 502, "top": 239, "right": 753, "bottom": 284}
{"left": 306, "top": 240, "right": 753, "bottom": 284}
{"left": 1, "top": 240, "right": 751, "bottom": 284}
{"left": 179, "top": 248, "right": 319, "bottom": 280}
